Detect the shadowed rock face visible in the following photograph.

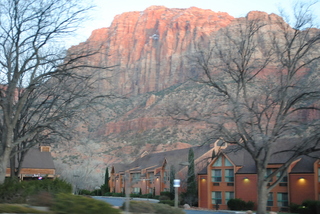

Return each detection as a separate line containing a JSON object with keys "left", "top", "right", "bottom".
{"left": 75, "top": 6, "right": 234, "bottom": 96}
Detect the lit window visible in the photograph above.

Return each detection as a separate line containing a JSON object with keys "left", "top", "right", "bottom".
{"left": 277, "top": 193, "right": 288, "bottom": 207}
{"left": 212, "top": 169, "right": 222, "bottom": 182}
{"left": 225, "top": 192, "right": 234, "bottom": 204}
{"left": 267, "top": 192, "right": 273, "bottom": 206}
{"left": 225, "top": 169, "right": 234, "bottom": 182}
{"left": 213, "top": 156, "right": 222, "bottom": 166}
{"left": 212, "top": 191, "right": 222, "bottom": 204}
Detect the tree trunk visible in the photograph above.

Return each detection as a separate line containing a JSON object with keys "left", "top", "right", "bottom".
{"left": 256, "top": 169, "right": 268, "bottom": 214}
{"left": 0, "top": 149, "right": 11, "bottom": 184}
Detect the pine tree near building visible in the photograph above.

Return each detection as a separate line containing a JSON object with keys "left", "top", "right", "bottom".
{"left": 101, "top": 167, "right": 110, "bottom": 195}
{"left": 170, "top": 165, "right": 176, "bottom": 200}
{"left": 186, "top": 148, "right": 197, "bottom": 206}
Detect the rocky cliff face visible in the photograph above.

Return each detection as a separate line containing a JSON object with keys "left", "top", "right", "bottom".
{"left": 54, "top": 7, "right": 320, "bottom": 170}
{"left": 81, "top": 6, "right": 234, "bottom": 95}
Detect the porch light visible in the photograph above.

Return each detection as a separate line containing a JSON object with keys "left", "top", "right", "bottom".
{"left": 243, "top": 177, "right": 249, "bottom": 181}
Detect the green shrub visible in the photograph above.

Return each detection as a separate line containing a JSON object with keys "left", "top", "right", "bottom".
{"left": 130, "top": 193, "right": 140, "bottom": 198}
{"left": 0, "top": 179, "right": 26, "bottom": 203}
{"left": 301, "top": 200, "right": 320, "bottom": 214}
{"left": 289, "top": 203, "right": 301, "bottom": 213}
{"left": 0, "top": 204, "right": 44, "bottom": 213}
{"left": 121, "top": 200, "right": 185, "bottom": 214}
{"left": 52, "top": 193, "right": 121, "bottom": 214}
{"left": 160, "top": 191, "right": 173, "bottom": 199}
{"left": 91, "top": 189, "right": 102, "bottom": 196}
{"left": 227, "top": 198, "right": 246, "bottom": 210}
{"left": 246, "top": 200, "right": 254, "bottom": 210}
{"left": 78, "top": 189, "right": 92, "bottom": 195}
{"left": 104, "top": 192, "right": 113, "bottom": 196}
{"left": 112, "top": 192, "right": 124, "bottom": 197}
{"left": 159, "top": 200, "right": 174, "bottom": 206}
{"left": 140, "top": 193, "right": 153, "bottom": 198}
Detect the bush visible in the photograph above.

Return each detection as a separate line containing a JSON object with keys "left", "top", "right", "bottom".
{"left": 112, "top": 192, "right": 124, "bottom": 197}
{"left": 290, "top": 203, "right": 304, "bottom": 214}
{"left": 227, "top": 198, "right": 254, "bottom": 211}
{"left": 78, "top": 189, "right": 92, "bottom": 195}
{"left": 91, "top": 189, "right": 102, "bottom": 196}
{"left": 301, "top": 200, "right": 320, "bottom": 214}
{"left": 160, "top": 191, "right": 173, "bottom": 199}
{"left": 0, "top": 204, "right": 44, "bottom": 213}
{"left": 140, "top": 193, "right": 153, "bottom": 198}
{"left": 0, "top": 178, "right": 72, "bottom": 204}
{"left": 246, "top": 200, "right": 254, "bottom": 210}
{"left": 120, "top": 200, "right": 185, "bottom": 214}
{"left": 130, "top": 193, "right": 140, "bottom": 198}
{"left": 51, "top": 193, "right": 121, "bottom": 214}
{"left": 159, "top": 200, "right": 174, "bottom": 206}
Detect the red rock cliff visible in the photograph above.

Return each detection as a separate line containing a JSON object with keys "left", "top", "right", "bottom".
{"left": 80, "top": 6, "right": 234, "bottom": 95}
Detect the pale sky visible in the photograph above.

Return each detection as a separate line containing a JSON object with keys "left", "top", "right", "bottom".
{"left": 67, "top": 0, "right": 319, "bottom": 47}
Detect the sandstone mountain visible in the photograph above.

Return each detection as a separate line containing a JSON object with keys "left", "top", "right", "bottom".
{"left": 52, "top": 6, "right": 319, "bottom": 173}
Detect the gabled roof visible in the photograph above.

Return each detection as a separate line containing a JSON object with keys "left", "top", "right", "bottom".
{"left": 217, "top": 139, "right": 320, "bottom": 174}
{"left": 8, "top": 147, "right": 55, "bottom": 169}
{"left": 113, "top": 145, "right": 213, "bottom": 173}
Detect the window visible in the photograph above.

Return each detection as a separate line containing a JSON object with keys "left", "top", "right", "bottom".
{"left": 148, "top": 173, "right": 154, "bottom": 184}
{"left": 267, "top": 192, "right": 273, "bottom": 206}
{"left": 276, "top": 172, "right": 288, "bottom": 183}
{"left": 225, "top": 169, "right": 234, "bottom": 182}
{"left": 213, "top": 156, "right": 222, "bottom": 166}
{"left": 133, "top": 187, "right": 140, "bottom": 194}
{"left": 265, "top": 169, "right": 274, "bottom": 182}
{"left": 212, "top": 191, "right": 222, "bottom": 204}
{"left": 212, "top": 169, "right": 222, "bottom": 182}
{"left": 225, "top": 158, "right": 232, "bottom": 166}
{"left": 225, "top": 192, "right": 234, "bottom": 204}
{"left": 277, "top": 193, "right": 288, "bottom": 207}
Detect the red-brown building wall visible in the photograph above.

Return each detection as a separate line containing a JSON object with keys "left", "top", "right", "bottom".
{"left": 290, "top": 174, "right": 315, "bottom": 204}
{"left": 198, "top": 175, "right": 208, "bottom": 208}
{"left": 235, "top": 174, "right": 257, "bottom": 205}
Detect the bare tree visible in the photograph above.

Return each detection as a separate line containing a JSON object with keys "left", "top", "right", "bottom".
{"left": 0, "top": 0, "right": 112, "bottom": 184}
{"left": 172, "top": 3, "right": 320, "bottom": 214}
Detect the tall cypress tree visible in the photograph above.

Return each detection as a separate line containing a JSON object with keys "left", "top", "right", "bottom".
{"left": 186, "top": 148, "right": 197, "bottom": 205}
{"left": 170, "top": 165, "right": 176, "bottom": 200}
{"left": 101, "top": 167, "right": 110, "bottom": 195}
{"left": 104, "top": 167, "right": 110, "bottom": 192}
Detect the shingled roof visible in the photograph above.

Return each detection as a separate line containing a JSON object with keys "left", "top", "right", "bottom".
{"left": 113, "top": 144, "right": 213, "bottom": 173}
{"left": 217, "top": 139, "right": 320, "bottom": 174}
{"left": 8, "top": 147, "right": 55, "bottom": 169}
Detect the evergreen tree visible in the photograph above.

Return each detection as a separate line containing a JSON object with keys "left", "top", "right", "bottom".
{"left": 170, "top": 165, "right": 176, "bottom": 200}
{"left": 186, "top": 148, "right": 197, "bottom": 205}
{"left": 101, "top": 167, "right": 110, "bottom": 195}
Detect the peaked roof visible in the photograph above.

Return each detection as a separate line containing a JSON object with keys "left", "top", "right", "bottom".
{"left": 217, "top": 139, "right": 320, "bottom": 174}
{"left": 113, "top": 144, "right": 213, "bottom": 173}
{"left": 8, "top": 147, "right": 55, "bottom": 169}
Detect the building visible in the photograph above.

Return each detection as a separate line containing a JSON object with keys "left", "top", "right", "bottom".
{"left": 6, "top": 146, "right": 56, "bottom": 180}
{"left": 197, "top": 141, "right": 320, "bottom": 212}
{"left": 110, "top": 145, "right": 215, "bottom": 196}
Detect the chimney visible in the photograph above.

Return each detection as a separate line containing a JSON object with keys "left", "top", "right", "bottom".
{"left": 40, "top": 146, "right": 51, "bottom": 152}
